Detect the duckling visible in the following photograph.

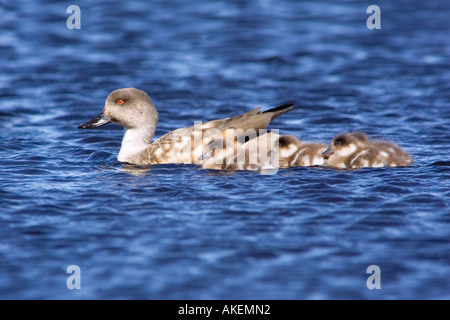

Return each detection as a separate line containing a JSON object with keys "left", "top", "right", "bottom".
{"left": 275, "top": 135, "right": 328, "bottom": 167}
{"left": 323, "top": 132, "right": 413, "bottom": 169}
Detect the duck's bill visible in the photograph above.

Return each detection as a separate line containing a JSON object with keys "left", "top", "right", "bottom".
{"left": 322, "top": 147, "right": 334, "bottom": 159}
{"left": 78, "top": 112, "right": 111, "bottom": 129}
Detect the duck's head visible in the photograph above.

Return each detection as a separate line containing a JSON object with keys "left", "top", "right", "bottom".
{"left": 78, "top": 88, "right": 158, "bottom": 130}
{"left": 323, "top": 133, "right": 365, "bottom": 160}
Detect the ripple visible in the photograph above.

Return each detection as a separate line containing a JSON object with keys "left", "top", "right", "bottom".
{"left": 0, "top": 0, "right": 449, "bottom": 300}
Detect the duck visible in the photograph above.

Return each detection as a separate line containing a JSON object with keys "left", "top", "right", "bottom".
{"left": 274, "top": 135, "right": 328, "bottom": 167}
{"left": 78, "top": 88, "right": 295, "bottom": 165}
{"left": 323, "top": 132, "right": 413, "bottom": 169}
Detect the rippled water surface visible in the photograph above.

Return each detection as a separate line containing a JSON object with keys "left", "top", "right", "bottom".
{"left": 1, "top": 0, "right": 449, "bottom": 299}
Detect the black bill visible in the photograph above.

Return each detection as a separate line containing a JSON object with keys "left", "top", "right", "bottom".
{"left": 77, "top": 112, "right": 111, "bottom": 129}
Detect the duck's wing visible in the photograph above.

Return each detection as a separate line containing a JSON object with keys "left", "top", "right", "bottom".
{"left": 143, "top": 103, "right": 295, "bottom": 165}
{"left": 201, "top": 102, "right": 295, "bottom": 133}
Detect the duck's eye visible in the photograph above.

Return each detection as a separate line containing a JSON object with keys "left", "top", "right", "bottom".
{"left": 335, "top": 141, "right": 341, "bottom": 146}
{"left": 117, "top": 99, "right": 124, "bottom": 105}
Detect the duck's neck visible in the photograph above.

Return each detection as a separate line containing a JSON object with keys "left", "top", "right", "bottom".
{"left": 117, "top": 126, "right": 155, "bottom": 164}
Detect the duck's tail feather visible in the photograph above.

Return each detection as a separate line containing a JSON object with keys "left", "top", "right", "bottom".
{"left": 262, "top": 102, "right": 295, "bottom": 120}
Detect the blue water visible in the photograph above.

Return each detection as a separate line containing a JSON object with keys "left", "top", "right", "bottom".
{"left": 1, "top": 0, "right": 449, "bottom": 299}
